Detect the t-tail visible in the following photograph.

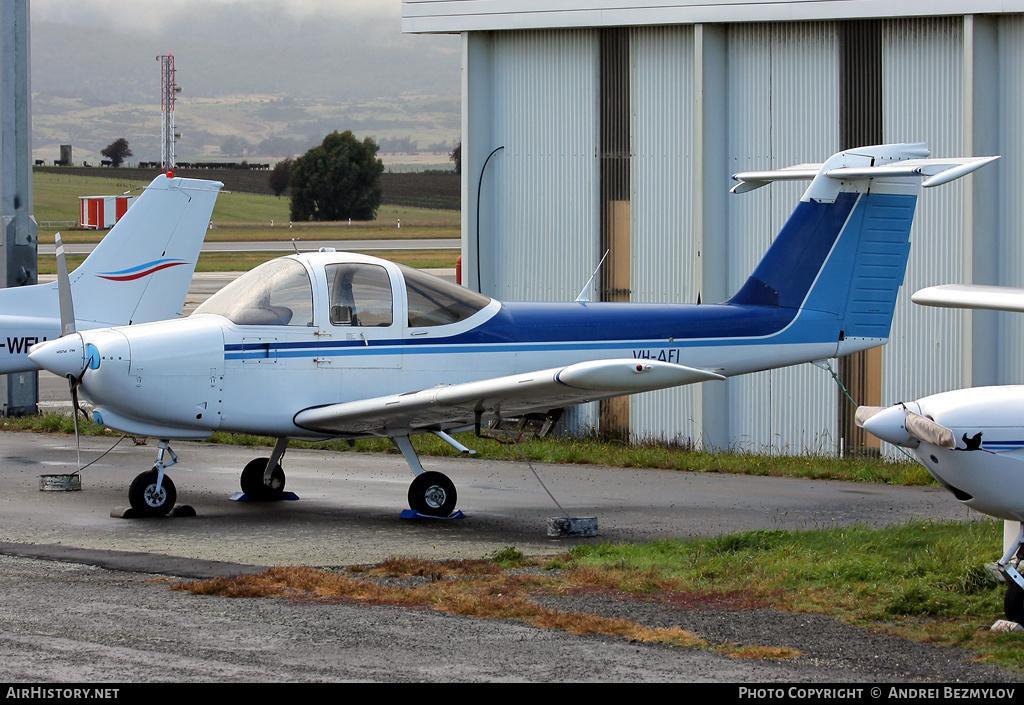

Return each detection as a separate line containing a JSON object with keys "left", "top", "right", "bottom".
{"left": 69, "top": 174, "right": 224, "bottom": 326}
{"left": 726, "top": 143, "right": 998, "bottom": 357}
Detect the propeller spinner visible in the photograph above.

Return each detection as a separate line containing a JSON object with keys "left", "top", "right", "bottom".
{"left": 855, "top": 403, "right": 956, "bottom": 448}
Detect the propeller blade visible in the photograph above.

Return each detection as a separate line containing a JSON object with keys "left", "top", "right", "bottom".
{"left": 70, "top": 381, "right": 82, "bottom": 472}
{"left": 904, "top": 411, "right": 956, "bottom": 448}
{"left": 55, "top": 233, "right": 76, "bottom": 336}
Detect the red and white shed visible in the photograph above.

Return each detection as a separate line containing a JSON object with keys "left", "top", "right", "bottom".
{"left": 79, "top": 194, "right": 134, "bottom": 229}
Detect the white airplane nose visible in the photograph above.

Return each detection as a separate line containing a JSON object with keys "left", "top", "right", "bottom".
{"left": 28, "top": 334, "right": 87, "bottom": 379}
{"left": 859, "top": 403, "right": 921, "bottom": 448}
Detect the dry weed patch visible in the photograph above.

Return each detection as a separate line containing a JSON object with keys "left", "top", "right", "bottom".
{"left": 172, "top": 560, "right": 712, "bottom": 650}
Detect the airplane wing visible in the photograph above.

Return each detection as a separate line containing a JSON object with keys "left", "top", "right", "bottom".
{"left": 912, "top": 284, "right": 1024, "bottom": 313}
{"left": 293, "top": 359, "right": 724, "bottom": 436}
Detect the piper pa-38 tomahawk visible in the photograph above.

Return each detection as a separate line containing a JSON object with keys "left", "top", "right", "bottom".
{"left": 0, "top": 173, "right": 222, "bottom": 374}
{"left": 856, "top": 283, "right": 1024, "bottom": 623}
{"left": 28, "top": 143, "right": 996, "bottom": 521}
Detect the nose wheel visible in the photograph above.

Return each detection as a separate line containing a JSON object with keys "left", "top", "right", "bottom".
{"left": 128, "top": 468, "right": 177, "bottom": 517}
{"left": 1005, "top": 583, "right": 1024, "bottom": 625}
{"left": 127, "top": 440, "right": 178, "bottom": 516}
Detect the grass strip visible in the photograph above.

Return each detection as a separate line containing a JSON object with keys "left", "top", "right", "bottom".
{"left": 170, "top": 521, "right": 1024, "bottom": 668}
{"left": 3, "top": 411, "right": 932, "bottom": 486}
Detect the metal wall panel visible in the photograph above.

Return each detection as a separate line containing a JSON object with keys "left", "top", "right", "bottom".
{"left": 997, "top": 16, "right": 1024, "bottom": 383}
{"left": 487, "top": 30, "right": 599, "bottom": 301}
{"left": 627, "top": 25, "right": 703, "bottom": 443}
{"left": 725, "top": 22, "right": 841, "bottom": 454}
{"left": 720, "top": 22, "right": 839, "bottom": 454}
{"left": 458, "top": 12, "right": 1022, "bottom": 455}
{"left": 881, "top": 17, "right": 966, "bottom": 418}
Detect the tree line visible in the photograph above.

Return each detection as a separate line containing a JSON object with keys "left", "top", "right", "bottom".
{"left": 100, "top": 132, "right": 461, "bottom": 222}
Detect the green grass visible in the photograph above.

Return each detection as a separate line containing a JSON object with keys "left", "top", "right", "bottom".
{"left": 562, "top": 520, "right": 1024, "bottom": 669}
{"left": 5, "top": 412, "right": 932, "bottom": 486}
{"left": 33, "top": 171, "right": 461, "bottom": 230}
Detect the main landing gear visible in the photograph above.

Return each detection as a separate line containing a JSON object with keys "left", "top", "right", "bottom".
{"left": 393, "top": 433, "right": 467, "bottom": 518}
{"left": 125, "top": 434, "right": 465, "bottom": 518}
{"left": 239, "top": 438, "right": 289, "bottom": 501}
{"left": 996, "top": 524, "right": 1024, "bottom": 625}
{"left": 127, "top": 438, "right": 293, "bottom": 516}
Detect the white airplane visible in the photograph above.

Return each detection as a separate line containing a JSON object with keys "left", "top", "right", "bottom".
{"left": 0, "top": 174, "right": 223, "bottom": 374}
{"left": 27, "top": 143, "right": 995, "bottom": 525}
{"left": 856, "top": 283, "right": 1024, "bottom": 624}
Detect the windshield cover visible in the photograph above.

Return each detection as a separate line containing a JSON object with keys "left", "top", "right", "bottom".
{"left": 193, "top": 258, "right": 313, "bottom": 326}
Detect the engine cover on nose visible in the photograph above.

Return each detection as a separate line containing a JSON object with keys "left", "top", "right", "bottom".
{"left": 82, "top": 317, "right": 226, "bottom": 433}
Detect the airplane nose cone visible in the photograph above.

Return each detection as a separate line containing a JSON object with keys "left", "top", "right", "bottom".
{"left": 860, "top": 404, "right": 921, "bottom": 448}
{"left": 28, "top": 334, "right": 87, "bottom": 378}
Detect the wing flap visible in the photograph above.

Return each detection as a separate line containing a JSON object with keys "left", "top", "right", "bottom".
{"left": 293, "top": 359, "right": 724, "bottom": 436}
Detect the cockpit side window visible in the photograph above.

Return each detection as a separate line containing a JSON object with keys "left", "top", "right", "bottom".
{"left": 401, "top": 264, "right": 492, "bottom": 327}
{"left": 193, "top": 258, "right": 314, "bottom": 326}
{"left": 325, "top": 263, "right": 393, "bottom": 327}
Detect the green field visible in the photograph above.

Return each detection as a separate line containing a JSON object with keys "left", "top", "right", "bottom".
{"left": 33, "top": 171, "right": 460, "bottom": 228}
{"left": 33, "top": 171, "right": 461, "bottom": 273}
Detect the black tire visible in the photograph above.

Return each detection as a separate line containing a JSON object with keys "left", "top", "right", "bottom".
{"left": 128, "top": 468, "right": 177, "bottom": 517}
{"left": 1005, "top": 581, "right": 1024, "bottom": 624}
{"left": 240, "top": 457, "right": 286, "bottom": 501}
{"left": 408, "top": 471, "right": 457, "bottom": 517}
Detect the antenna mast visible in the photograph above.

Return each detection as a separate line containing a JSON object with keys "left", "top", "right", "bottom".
{"left": 156, "top": 53, "right": 179, "bottom": 170}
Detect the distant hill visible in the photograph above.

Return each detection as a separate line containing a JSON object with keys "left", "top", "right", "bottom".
{"left": 30, "top": 19, "right": 461, "bottom": 166}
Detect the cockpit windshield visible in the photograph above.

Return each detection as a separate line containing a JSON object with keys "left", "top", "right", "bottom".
{"left": 193, "top": 258, "right": 314, "bottom": 326}
{"left": 401, "top": 264, "right": 492, "bottom": 327}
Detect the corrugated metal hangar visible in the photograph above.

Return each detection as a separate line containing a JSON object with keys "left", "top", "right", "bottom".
{"left": 402, "top": 1, "right": 1024, "bottom": 457}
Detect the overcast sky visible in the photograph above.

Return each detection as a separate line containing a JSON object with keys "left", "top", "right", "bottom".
{"left": 30, "top": 0, "right": 453, "bottom": 61}
{"left": 29, "top": 0, "right": 459, "bottom": 102}
{"left": 33, "top": 0, "right": 402, "bottom": 31}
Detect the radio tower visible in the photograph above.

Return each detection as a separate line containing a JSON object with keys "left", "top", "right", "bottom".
{"left": 156, "top": 53, "right": 179, "bottom": 170}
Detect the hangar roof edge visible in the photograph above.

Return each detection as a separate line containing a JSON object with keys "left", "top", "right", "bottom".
{"left": 402, "top": 0, "right": 1024, "bottom": 34}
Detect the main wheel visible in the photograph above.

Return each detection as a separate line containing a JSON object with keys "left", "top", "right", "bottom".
{"left": 1005, "top": 581, "right": 1024, "bottom": 624}
{"left": 128, "top": 468, "right": 177, "bottom": 517}
{"left": 408, "top": 471, "right": 457, "bottom": 517}
{"left": 240, "top": 457, "right": 286, "bottom": 501}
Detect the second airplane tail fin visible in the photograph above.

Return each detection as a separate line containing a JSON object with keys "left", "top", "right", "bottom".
{"left": 726, "top": 144, "right": 997, "bottom": 355}
{"left": 71, "top": 174, "right": 224, "bottom": 326}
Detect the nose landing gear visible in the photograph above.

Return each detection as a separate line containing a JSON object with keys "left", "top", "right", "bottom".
{"left": 127, "top": 440, "right": 178, "bottom": 517}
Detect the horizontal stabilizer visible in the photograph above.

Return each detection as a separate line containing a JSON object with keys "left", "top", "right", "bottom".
{"left": 913, "top": 284, "right": 1024, "bottom": 313}
{"left": 294, "top": 359, "right": 724, "bottom": 436}
{"left": 729, "top": 164, "right": 822, "bottom": 193}
{"left": 732, "top": 152, "right": 997, "bottom": 194}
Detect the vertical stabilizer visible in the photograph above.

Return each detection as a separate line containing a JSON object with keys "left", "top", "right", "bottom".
{"left": 727, "top": 144, "right": 997, "bottom": 354}
{"left": 70, "top": 175, "right": 223, "bottom": 326}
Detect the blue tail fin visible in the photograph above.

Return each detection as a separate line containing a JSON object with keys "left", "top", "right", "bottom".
{"left": 726, "top": 143, "right": 996, "bottom": 349}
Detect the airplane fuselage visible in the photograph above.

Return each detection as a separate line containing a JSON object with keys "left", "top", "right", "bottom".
{"left": 0, "top": 316, "right": 56, "bottom": 373}
{"left": 69, "top": 292, "right": 855, "bottom": 441}
{"left": 865, "top": 386, "right": 1024, "bottom": 522}
{"left": 23, "top": 143, "right": 1001, "bottom": 520}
